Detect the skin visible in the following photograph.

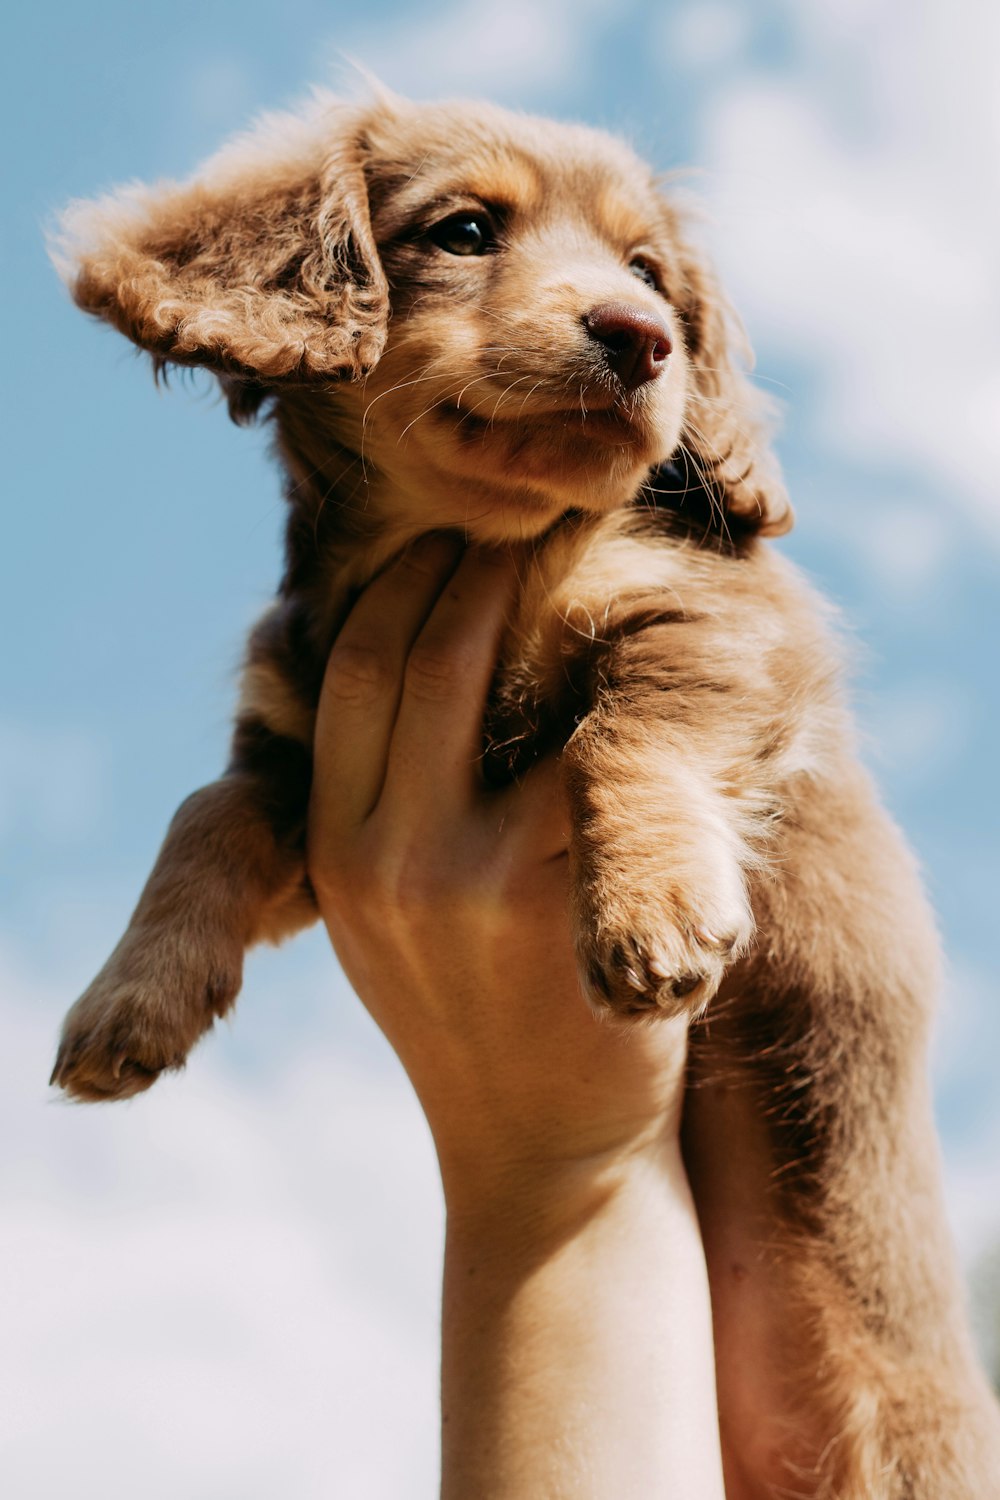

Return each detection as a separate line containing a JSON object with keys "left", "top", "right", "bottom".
{"left": 307, "top": 537, "right": 727, "bottom": 1499}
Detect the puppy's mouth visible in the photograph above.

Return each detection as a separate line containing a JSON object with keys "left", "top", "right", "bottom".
{"left": 439, "top": 397, "right": 648, "bottom": 448}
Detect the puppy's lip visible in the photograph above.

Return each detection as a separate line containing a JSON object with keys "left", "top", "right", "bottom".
{"left": 442, "top": 398, "right": 648, "bottom": 438}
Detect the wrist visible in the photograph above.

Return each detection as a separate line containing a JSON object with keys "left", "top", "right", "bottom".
{"left": 440, "top": 1130, "right": 687, "bottom": 1263}
{"left": 426, "top": 1019, "right": 690, "bottom": 1217}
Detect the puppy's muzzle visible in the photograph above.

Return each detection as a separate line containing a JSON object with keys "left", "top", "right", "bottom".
{"left": 583, "top": 302, "right": 672, "bottom": 391}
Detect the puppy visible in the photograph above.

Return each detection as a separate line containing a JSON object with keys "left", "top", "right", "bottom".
{"left": 50, "top": 90, "right": 1000, "bottom": 1495}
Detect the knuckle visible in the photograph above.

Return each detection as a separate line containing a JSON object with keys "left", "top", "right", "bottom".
{"left": 392, "top": 860, "right": 443, "bottom": 911}
{"left": 397, "top": 535, "right": 461, "bottom": 581}
{"left": 378, "top": 837, "right": 457, "bottom": 911}
{"left": 472, "top": 544, "right": 514, "bottom": 574}
{"left": 404, "top": 641, "right": 470, "bottom": 701}
{"left": 324, "top": 641, "right": 392, "bottom": 704}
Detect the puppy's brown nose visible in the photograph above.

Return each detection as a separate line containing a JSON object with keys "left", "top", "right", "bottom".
{"left": 584, "top": 302, "right": 672, "bottom": 390}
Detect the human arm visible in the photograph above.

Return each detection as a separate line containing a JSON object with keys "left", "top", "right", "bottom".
{"left": 307, "top": 538, "right": 726, "bottom": 1498}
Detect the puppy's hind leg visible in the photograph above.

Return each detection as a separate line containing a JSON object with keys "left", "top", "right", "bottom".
{"left": 51, "top": 731, "right": 315, "bottom": 1102}
{"left": 685, "top": 765, "right": 1000, "bottom": 1497}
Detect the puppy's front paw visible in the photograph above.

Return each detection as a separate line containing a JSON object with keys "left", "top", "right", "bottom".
{"left": 50, "top": 934, "right": 242, "bottom": 1102}
{"left": 581, "top": 919, "right": 748, "bottom": 1019}
{"left": 577, "top": 864, "right": 754, "bottom": 1019}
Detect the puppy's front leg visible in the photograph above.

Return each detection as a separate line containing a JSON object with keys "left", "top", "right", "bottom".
{"left": 567, "top": 713, "right": 757, "bottom": 1017}
{"left": 560, "top": 600, "right": 779, "bottom": 1017}
{"left": 51, "top": 736, "right": 313, "bottom": 1101}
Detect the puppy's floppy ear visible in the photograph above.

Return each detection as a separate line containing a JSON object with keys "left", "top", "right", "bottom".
{"left": 53, "top": 101, "right": 389, "bottom": 388}
{"left": 674, "top": 243, "right": 793, "bottom": 538}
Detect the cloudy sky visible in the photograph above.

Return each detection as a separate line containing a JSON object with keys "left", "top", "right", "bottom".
{"left": 3, "top": 1, "right": 999, "bottom": 1494}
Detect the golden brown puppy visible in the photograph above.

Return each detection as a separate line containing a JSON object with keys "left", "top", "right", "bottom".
{"left": 50, "top": 90, "right": 1000, "bottom": 1495}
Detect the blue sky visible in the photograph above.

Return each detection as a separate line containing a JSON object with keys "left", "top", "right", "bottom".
{"left": 3, "top": 2, "right": 999, "bottom": 1493}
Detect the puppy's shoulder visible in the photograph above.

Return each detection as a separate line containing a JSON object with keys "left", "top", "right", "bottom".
{"left": 521, "top": 472, "right": 763, "bottom": 631}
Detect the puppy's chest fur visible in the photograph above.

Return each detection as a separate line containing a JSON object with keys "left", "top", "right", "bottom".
{"left": 240, "top": 473, "right": 756, "bottom": 797}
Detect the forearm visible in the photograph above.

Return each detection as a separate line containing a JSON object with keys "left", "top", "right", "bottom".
{"left": 308, "top": 547, "right": 726, "bottom": 1496}
{"left": 440, "top": 1142, "right": 726, "bottom": 1500}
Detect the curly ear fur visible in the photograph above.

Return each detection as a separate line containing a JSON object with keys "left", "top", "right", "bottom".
{"left": 674, "top": 241, "right": 793, "bottom": 538}
{"left": 52, "top": 99, "right": 389, "bottom": 392}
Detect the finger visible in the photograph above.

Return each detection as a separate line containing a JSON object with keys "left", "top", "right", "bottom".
{"left": 379, "top": 547, "right": 520, "bottom": 827}
{"left": 487, "top": 755, "right": 572, "bottom": 864}
{"left": 312, "top": 534, "right": 463, "bottom": 841}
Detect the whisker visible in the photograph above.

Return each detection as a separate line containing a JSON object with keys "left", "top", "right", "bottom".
{"left": 395, "top": 372, "right": 502, "bottom": 444}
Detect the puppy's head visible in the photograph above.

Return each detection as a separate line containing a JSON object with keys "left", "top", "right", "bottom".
{"left": 56, "top": 90, "right": 791, "bottom": 542}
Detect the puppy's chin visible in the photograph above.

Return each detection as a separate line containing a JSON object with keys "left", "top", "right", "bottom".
{"left": 381, "top": 403, "right": 683, "bottom": 542}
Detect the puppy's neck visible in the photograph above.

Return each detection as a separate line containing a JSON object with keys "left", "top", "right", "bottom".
{"left": 272, "top": 387, "right": 575, "bottom": 580}
{"left": 273, "top": 389, "right": 437, "bottom": 572}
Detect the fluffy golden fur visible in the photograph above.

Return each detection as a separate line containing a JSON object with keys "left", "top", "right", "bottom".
{"left": 50, "top": 88, "right": 1000, "bottom": 1495}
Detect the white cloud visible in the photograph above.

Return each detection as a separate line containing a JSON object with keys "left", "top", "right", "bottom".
{"left": 970, "top": 1240, "right": 1000, "bottom": 1384}
{"left": 662, "top": 2, "right": 751, "bottom": 70}
{"left": 6, "top": 910, "right": 999, "bottom": 1495}
{"left": 944, "top": 1132, "right": 1000, "bottom": 1271}
{"left": 676, "top": 0, "right": 1000, "bottom": 538}
{"left": 932, "top": 964, "right": 1000, "bottom": 1282}
{"left": 1, "top": 949, "right": 442, "bottom": 1500}
{"left": 330, "top": 0, "right": 628, "bottom": 102}
{"left": 934, "top": 964, "right": 1000, "bottom": 1100}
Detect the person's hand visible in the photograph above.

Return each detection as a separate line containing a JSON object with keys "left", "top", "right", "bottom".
{"left": 306, "top": 536, "right": 690, "bottom": 1203}
{"left": 306, "top": 537, "right": 725, "bottom": 1499}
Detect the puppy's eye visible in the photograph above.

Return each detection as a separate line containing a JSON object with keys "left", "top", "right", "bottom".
{"left": 428, "top": 213, "right": 496, "bottom": 256}
{"left": 628, "top": 256, "right": 661, "bottom": 292}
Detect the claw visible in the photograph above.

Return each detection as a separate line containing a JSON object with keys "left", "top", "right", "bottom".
{"left": 670, "top": 972, "right": 703, "bottom": 1000}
